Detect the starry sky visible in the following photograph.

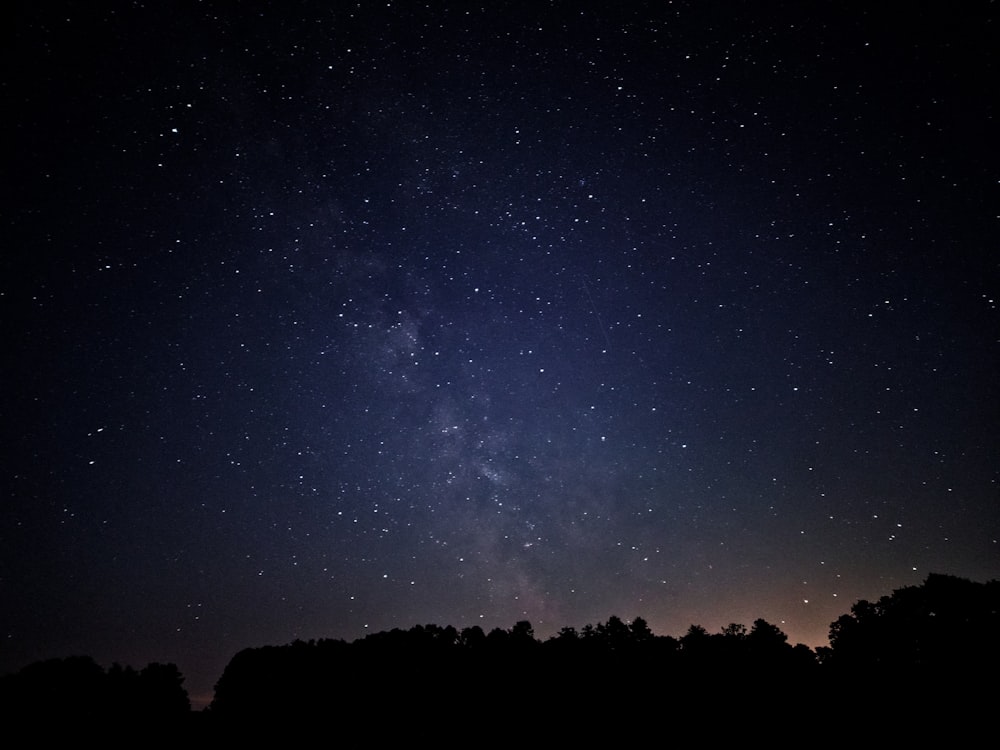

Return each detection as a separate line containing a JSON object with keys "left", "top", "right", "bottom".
{"left": 3, "top": 1, "right": 997, "bottom": 708}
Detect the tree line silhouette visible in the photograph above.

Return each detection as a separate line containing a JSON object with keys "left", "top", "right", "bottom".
{"left": 3, "top": 573, "right": 996, "bottom": 740}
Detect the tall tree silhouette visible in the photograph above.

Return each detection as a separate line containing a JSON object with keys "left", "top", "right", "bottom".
{"left": 826, "top": 573, "right": 1000, "bottom": 677}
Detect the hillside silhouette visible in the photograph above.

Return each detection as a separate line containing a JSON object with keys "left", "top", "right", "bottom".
{"left": 3, "top": 573, "right": 996, "bottom": 741}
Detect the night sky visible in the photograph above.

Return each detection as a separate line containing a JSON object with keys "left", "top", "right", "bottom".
{"left": 3, "top": 1, "right": 997, "bottom": 709}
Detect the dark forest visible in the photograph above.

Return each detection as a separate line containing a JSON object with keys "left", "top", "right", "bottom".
{"left": 3, "top": 573, "right": 996, "bottom": 742}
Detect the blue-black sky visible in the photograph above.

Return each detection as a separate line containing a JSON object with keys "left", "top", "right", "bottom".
{"left": 3, "top": 1, "right": 997, "bottom": 708}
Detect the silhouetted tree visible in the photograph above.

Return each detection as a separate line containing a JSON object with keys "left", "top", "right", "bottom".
{"left": 485, "top": 625, "right": 510, "bottom": 648}
{"left": 825, "top": 573, "right": 1000, "bottom": 681}
{"left": 138, "top": 662, "right": 191, "bottom": 718}
{"left": 107, "top": 661, "right": 141, "bottom": 713}
{"left": 629, "top": 616, "right": 654, "bottom": 643}
{"left": 679, "top": 623, "right": 710, "bottom": 651}
{"left": 510, "top": 619, "right": 536, "bottom": 644}
{"left": 551, "top": 625, "right": 579, "bottom": 642}
{"left": 0, "top": 655, "right": 192, "bottom": 737}
{"left": 748, "top": 618, "right": 787, "bottom": 649}
{"left": 7, "top": 655, "right": 107, "bottom": 721}
{"left": 595, "top": 615, "right": 631, "bottom": 650}
{"left": 721, "top": 622, "right": 747, "bottom": 639}
{"left": 458, "top": 625, "right": 486, "bottom": 649}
